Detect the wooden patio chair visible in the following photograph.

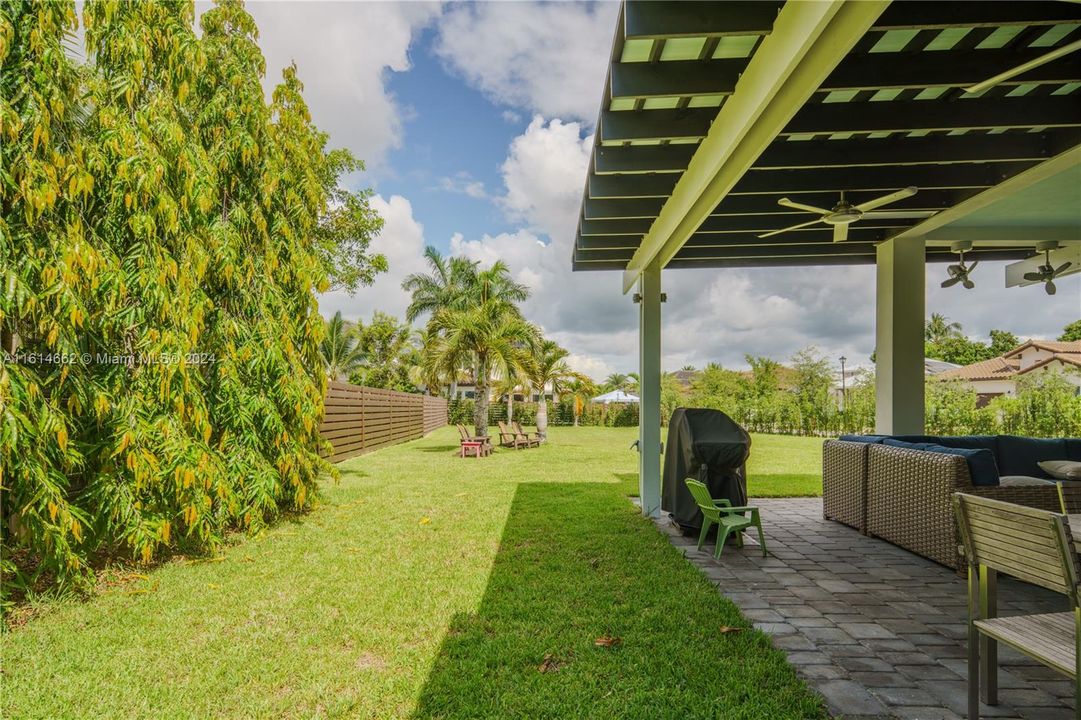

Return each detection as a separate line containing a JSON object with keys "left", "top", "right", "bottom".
{"left": 456, "top": 424, "right": 491, "bottom": 456}
{"left": 513, "top": 421, "right": 542, "bottom": 445}
{"left": 497, "top": 421, "right": 523, "bottom": 449}
{"left": 953, "top": 493, "right": 1081, "bottom": 720}
{"left": 684, "top": 479, "right": 767, "bottom": 559}
{"left": 1057, "top": 481, "right": 1081, "bottom": 515}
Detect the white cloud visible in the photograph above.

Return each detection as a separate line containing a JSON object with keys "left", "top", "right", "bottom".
{"left": 433, "top": 2, "right": 618, "bottom": 123}
{"left": 438, "top": 171, "right": 488, "bottom": 199}
{"left": 317, "top": 194, "right": 429, "bottom": 323}
{"left": 246, "top": 2, "right": 440, "bottom": 170}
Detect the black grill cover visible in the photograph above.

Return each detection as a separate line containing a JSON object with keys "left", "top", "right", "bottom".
{"left": 662, "top": 408, "right": 751, "bottom": 532}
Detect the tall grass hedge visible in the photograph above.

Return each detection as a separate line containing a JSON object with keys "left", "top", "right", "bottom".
{"left": 0, "top": 1, "right": 372, "bottom": 593}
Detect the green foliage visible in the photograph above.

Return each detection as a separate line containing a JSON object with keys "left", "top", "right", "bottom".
{"left": 989, "top": 329, "right": 1019, "bottom": 356}
{"left": 0, "top": 0, "right": 376, "bottom": 591}
{"left": 349, "top": 311, "right": 418, "bottom": 392}
{"left": 1060, "top": 319, "right": 1081, "bottom": 342}
{"left": 925, "top": 335, "right": 996, "bottom": 365}
{"left": 321, "top": 311, "right": 364, "bottom": 381}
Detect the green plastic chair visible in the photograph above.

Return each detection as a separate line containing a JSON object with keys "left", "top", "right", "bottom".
{"left": 684, "top": 479, "right": 767, "bottom": 559}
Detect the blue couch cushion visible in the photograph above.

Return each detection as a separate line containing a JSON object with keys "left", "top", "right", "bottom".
{"left": 997, "top": 435, "right": 1067, "bottom": 479}
{"left": 1065, "top": 439, "right": 1081, "bottom": 462}
{"left": 838, "top": 434, "right": 889, "bottom": 444}
{"left": 882, "top": 439, "right": 1000, "bottom": 486}
{"left": 930, "top": 435, "right": 1000, "bottom": 455}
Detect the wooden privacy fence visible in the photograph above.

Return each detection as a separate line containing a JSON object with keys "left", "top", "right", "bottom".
{"left": 320, "top": 380, "right": 448, "bottom": 463}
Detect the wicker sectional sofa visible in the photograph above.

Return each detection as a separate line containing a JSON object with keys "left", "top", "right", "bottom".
{"left": 822, "top": 434, "right": 1081, "bottom": 569}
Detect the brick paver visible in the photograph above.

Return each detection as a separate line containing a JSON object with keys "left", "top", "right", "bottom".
{"left": 653, "top": 497, "right": 1074, "bottom": 720}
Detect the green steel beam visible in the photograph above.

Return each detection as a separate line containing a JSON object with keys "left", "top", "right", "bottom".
{"left": 594, "top": 144, "right": 697, "bottom": 175}
{"left": 623, "top": 1, "right": 781, "bottom": 40}
{"left": 623, "top": 0, "right": 891, "bottom": 292}
{"left": 599, "top": 109, "right": 714, "bottom": 143}
{"left": 783, "top": 97, "right": 1081, "bottom": 136}
{"left": 872, "top": 3, "right": 1081, "bottom": 30}
{"left": 609, "top": 50, "right": 1081, "bottom": 103}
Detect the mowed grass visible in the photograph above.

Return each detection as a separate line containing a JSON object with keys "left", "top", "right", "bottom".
{"left": 2, "top": 427, "right": 825, "bottom": 720}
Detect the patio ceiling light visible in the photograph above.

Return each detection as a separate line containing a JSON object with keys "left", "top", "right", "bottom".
{"left": 941, "top": 240, "right": 978, "bottom": 290}
{"left": 1023, "top": 241, "right": 1073, "bottom": 295}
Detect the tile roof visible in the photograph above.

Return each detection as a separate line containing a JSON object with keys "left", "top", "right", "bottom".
{"left": 936, "top": 341, "right": 1081, "bottom": 382}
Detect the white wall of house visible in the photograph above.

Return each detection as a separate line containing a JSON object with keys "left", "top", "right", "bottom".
{"left": 1016, "top": 346, "right": 1055, "bottom": 370}
{"left": 968, "top": 364, "right": 1081, "bottom": 398}
{"left": 968, "top": 379, "right": 1018, "bottom": 397}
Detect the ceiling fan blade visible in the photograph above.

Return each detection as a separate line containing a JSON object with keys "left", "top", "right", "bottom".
{"left": 833, "top": 224, "right": 848, "bottom": 243}
{"left": 861, "top": 210, "right": 937, "bottom": 219}
{"left": 1046, "top": 280, "right": 1057, "bottom": 296}
{"left": 777, "top": 197, "right": 830, "bottom": 215}
{"left": 941, "top": 276, "right": 961, "bottom": 288}
{"left": 757, "top": 219, "right": 823, "bottom": 239}
{"left": 1054, "top": 261, "right": 1073, "bottom": 275}
{"left": 854, "top": 187, "right": 918, "bottom": 213}
{"left": 965, "top": 39, "right": 1081, "bottom": 94}
{"left": 967, "top": 260, "right": 979, "bottom": 274}
{"left": 1023, "top": 271, "right": 1045, "bottom": 282}
{"left": 963, "top": 279, "right": 975, "bottom": 290}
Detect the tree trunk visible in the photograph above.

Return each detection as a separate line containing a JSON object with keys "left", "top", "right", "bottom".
{"left": 536, "top": 387, "right": 548, "bottom": 441}
{"left": 449, "top": 379, "right": 457, "bottom": 400}
{"left": 474, "top": 355, "right": 489, "bottom": 437}
{"left": 507, "top": 391, "right": 514, "bottom": 423}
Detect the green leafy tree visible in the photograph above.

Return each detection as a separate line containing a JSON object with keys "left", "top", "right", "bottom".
{"left": 926, "top": 335, "right": 994, "bottom": 365}
{"left": 791, "top": 347, "right": 834, "bottom": 434}
{"left": 1, "top": 0, "right": 374, "bottom": 589}
{"left": 312, "top": 151, "right": 386, "bottom": 293}
{"left": 321, "top": 312, "right": 364, "bottom": 381}
{"left": 1059, "top": 320, "right": 1081, "bottom": 342}
{"left": 564, "top": 376, "right": 598, "bottom": 426}
{"left": 925, "top": 313, "right": 963, "bottom": 343}
{"left": 401, "top": 246, "right": 478, "bottom": 322}
{"left": 427, "top": 302, "right": 538, "bottom": 437}
{"left": 603, "top": 373, "right": 631, "bottom": 393}
{"left": 527, "top": 339, "right": 584, "bottom": 440}
{"left": 351, "top": 312, "right": 416, "bottom": 392}
{"left": 988, "top": 329, "right": 1020, "bottom": 356}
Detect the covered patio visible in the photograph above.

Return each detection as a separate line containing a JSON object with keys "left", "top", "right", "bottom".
{"left": 654, "top": 497, "right": 1073, "bottom": 719}
{"left": 572, "top": 0, "right": 1081, "bottom": 517}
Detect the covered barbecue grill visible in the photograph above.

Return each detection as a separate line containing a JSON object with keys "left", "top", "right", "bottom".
{"left": 662, "top": 408, "right": 751, "bottom": 534}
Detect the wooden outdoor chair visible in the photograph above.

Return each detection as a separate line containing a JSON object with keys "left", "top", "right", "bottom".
{"left": 456, "top": 424, "right": 491, "bottom": 457}
{"left": 684, "top": 479, "right": 767, "bottom": 559}
{"left": 953, "top": 493, "right": 1081, "bottom": 720}
{"left": 1058, "top": 481, "right": 1081, "bottom": 514}
{"left": 513, "top": 421, "right": 542, "bottom": 445}
{"left": 496, "top": 421, "right": 522, "bottom": 449}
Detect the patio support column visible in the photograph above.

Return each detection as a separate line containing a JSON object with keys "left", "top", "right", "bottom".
{"left": 638, "top": 263, "right": 662, "bottom": 518}
{"left": 875, "top": 238, "right": 925, "bottom": 435}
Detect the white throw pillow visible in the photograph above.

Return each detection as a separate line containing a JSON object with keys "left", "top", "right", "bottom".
{"left": 999, "top": 475, "right": 1055, "bottom": 487}
{"left": 1039, "top": 460, "right": 1081, "bottom": 481}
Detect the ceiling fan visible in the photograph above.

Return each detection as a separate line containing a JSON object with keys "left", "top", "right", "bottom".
{"left": 941, "top": 241, "right": 978, "bottom": 290}
{"left": 965, "top": 39, "right": 1081, "bottom": 94}
{"left": 758, "top": 187, "right": 934, "bottom": 242}
{"left": 1024, "top": 243, "right": 1073, "bottom": 296}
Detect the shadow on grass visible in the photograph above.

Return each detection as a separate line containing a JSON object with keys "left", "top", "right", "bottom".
{"left": 416, "top": 445, "right": 463, "bottom": 454}
{"left": 410, "top": 482, "right": 825, "bottom": 720}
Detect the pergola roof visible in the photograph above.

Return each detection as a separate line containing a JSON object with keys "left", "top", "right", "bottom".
{"left": 572, "top": 1, "right": 1081, "bottom": 276}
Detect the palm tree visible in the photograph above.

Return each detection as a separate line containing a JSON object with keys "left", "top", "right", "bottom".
{"left": 604, "top": 373, "right": 629, "bottom": 393}
{"left": 925, "top": 313, "right": 963, "bottom": 343}
{"left": 427, "top": 301, "right": 539, "bottom": 437}
{"left": 320, "top": 311, "right": 365, "bottom": 381}
{"left": 565, "top": 376, "right": 598, "bottom": 426}
{"left": 493, "top": 367, "right": 530, "bottom": 423}
{"left": 526, "top": 339, "right": 586, "bottom": 440}
{"left": 401, "top": 246, "right": 478, "bottom": 322}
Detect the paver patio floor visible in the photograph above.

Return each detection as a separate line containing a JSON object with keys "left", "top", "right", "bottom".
{"left": 655, "top": 497, "right": 1075, "bottom": 720}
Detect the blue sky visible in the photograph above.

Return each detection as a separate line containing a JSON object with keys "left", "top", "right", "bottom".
{"left": 242, "top": 1, "right": 1079, "bottom": 380}
{"left": 376, "top": 25, "right": 520, "bottom": 247}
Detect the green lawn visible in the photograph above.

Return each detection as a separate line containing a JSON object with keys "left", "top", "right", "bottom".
{"left": 2, "top": 427, "right": 825, "bottom": 719}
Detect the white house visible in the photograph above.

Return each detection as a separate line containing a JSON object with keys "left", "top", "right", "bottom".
{"left": 934, "top": 340, "right": 1081, "bottom": 404}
